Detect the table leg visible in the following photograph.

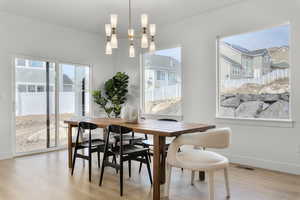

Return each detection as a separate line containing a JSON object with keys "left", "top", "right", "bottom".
{"left": 199, "top": 171, "right": 205, "bottom": 181}
{"left": 68, "top": 124, "right": 73, "bottom": 168}
{"left": 160, "top": 136, "right": 166, "bottom": 184}
{"left": 199, "top": 147, "right": 206, "bottom": 181}
{"left": 153, "top": 135, "right": 162, "bottom": 200}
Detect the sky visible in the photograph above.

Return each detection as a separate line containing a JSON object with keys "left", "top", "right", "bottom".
{"left": 222, "top": 24, "right": 289, "bottom": 51}
{"left": 154, "top": 47, "right": 181, "bottom": 62}
{"left": 62, "top": 64, "right": 75, "bottom": 80}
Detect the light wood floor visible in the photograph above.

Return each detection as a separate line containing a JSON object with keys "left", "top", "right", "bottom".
{"left": 0, "top": 150, "right": 299, "bottom": 200}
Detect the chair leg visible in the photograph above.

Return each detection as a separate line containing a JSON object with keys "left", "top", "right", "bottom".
{"left": 164, "top": 164, "right": 172, "bottom": 197}
{"left": 191, "top": 170, "right": 195, "bottom": 185}
{"left": 82, "top": 149, "right": 85, "bottom": 167}
{"left": 88, "top": 152, "right": 92, "bottom": 182}
{"left": 148, "top": 150, "right": 152, "bottom": 162}
{"left": 120, "top": 161, "right": 124, "bottom": 196}
{"left": 138, "top": 161, "right": 143, "bottom": 174}
{"left": 97, "top": 151, "right": 101, "bottom": 168}
{"left": 99, "top": 151, "right": 108, "bottom": 186}
{"left": 145, "top": 153, "right": 153, "bottom": 184}
{"left": 71, "top": 148, "right": 77, "bottom": 176}
{"left": 224, "top": 167, "right": 230, "bottom": 198}
{"left": 128, "top": 160, "right": 131, "bottom": 178}
{"left": 207, "top": 171, "right": 215, "bottom": 200}
{"left": 113, "top": 155, "right": 118, "bottom": 174}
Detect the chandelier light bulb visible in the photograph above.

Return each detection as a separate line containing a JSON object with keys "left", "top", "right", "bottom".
{"left": 111, "top": 34, "right": 118, "bottom": 48}
{"left": 110, "top": 14, "right": 118, "bottom": 28}
{"left": 141, "top": 14, "right": 148, "bottom": 28}
{"left": 128, "top": 29, "right": 135, "bottom": 40}
{"left": 149, "top": 24, "right": 156, "bottom": 36}
{"left": 149, "top": 41, "right": 156, "bottom": 53}
{"left": 105, "top": 24, "right": 112, "bottom": 36}
{"left": 129, "top": 44, "right": 135, "bottom": 57}
{"left": 141, "top": 34, "right": 148, "bottom": 48}
{"left": 105, "top": 42, "right": 112, "bottom": 55}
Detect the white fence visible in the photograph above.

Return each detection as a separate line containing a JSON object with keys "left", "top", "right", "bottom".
{"left": 16, "top": 92, "right": 89, "bottom": 116}
{"left": 145, "top": 84, "right": 181, "bottom": 102}
{"left": 222, "top": 69, "right": 289, "bottom": 89}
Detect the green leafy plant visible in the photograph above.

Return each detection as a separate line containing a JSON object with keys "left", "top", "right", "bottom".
{"left": 92, "top": 72, "right": 129, "bottom": 118}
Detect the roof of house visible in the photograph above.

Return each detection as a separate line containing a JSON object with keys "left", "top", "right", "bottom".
{"left": 223, "top": 42, "right": 268, "bottom": 56}
{"left": 271, "top": 61, "right": 290, "bottom": 69}
{"left": 221, "top": 54, "right": 242, "bottom": 68}
{"left": 63, "top": 74, "right": 73, "bottom": 84}
{"left": 144, "top": 54, "right": 180, "bottom": 70}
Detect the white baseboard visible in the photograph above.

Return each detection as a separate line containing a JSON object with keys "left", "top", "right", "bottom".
{"left": 224, "top": 153, "right": 300, "bottom": 175}
{"left": 0, "top": 152, "right": 13, "bottom": 160}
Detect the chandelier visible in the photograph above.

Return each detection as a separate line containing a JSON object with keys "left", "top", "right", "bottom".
{"left": 105, "top": 0, "right": 156, "bottom": 57}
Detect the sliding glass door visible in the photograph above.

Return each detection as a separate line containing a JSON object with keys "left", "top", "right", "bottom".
{"left": 15, "top": 59, "right": 56, "bottom": 153}
{"left": 14, "top": 58, "right": 90, "bottom": 154}
{"left": 58, "top": 64, "right": 90, "bottom": 146}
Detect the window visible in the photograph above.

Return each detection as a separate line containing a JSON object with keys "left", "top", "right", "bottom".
{"left": 37, "top": 85, "right": 45, "bottom": 92}
{"left": 157, "top": 71, "right": 166, "bottom": 80}
{"left": 142, "top": 47, "right": 182, "bottom": 116}
{"left": 18, "top": 84, "right": 27, "bottom": 92}
{"left": 16, "top": 59, "right": 26, "bottom": 66}
{"left": 168, "top": 72, "right": 177, "bottom": 85}
{"left": 28, "top": 60, "right": 44, "bottom": 68}
{"left": 28, "top": 85, "right": 36, "bottom": 92}
{"left": 217, "top": 24, "right": 290, "bottom": 120}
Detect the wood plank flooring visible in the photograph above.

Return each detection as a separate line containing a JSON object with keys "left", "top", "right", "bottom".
{"left": 0, "top": 150, "right": 299, "bottom": 200}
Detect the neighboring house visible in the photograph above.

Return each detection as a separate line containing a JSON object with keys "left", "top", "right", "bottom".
{"left": 220, "top": 42, "right": 274, "bottom": 80}
{"left": 15, "top": 58, "right": 87, "bottom": 116}
{"left": 15, "top": 58, "right": 75, "bottom": 93}
{"left": 143, "top": 54, "right": 181, "bottom": 89}
{"left": 15, "top": 59, "right": 56, "bottom": 93}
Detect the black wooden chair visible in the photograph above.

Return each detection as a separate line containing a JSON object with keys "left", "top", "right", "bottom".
{"left": 113, "top": 127, "right": 145, "bottom": 146}
{"left": 99, "top": 125, "right": 152, "bottom": 196}
{"left": 71, "top": 121, "right": 115, "bottom": 182}
{"left": 138, "top": 118, "right": 182, "bottom": 173}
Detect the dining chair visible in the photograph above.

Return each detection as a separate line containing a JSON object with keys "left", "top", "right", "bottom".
{"left": 164, "top": 128, "right": 231, "bottom": 200}
{"left": 138, "top": 118, "right": 181, "bottom": 173}
{"left": 71, "top": 121, "right": 111, "bottom": 182}
{"left": 99, "top": 124, "right": 152, "bottom": 196}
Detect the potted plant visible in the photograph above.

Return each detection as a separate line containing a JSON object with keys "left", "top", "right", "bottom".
{"left": 92, "top": 72, "right": 129, "bottom": 118}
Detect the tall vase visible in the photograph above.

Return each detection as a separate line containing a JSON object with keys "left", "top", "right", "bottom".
{"left": 121, "top": 103, "right": 139, "bottom": 123}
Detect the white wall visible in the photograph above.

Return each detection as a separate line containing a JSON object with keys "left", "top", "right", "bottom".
{"left": 114, "top": 0, "right": 300, "bottom": 174}
{"left": 0, "top": 12, "right": 114, "bottom": 159}
{"left": 113, "top": 40, "right": 142, "bottom": 106}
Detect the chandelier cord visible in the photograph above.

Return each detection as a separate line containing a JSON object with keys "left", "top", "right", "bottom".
{"left": 129, "top": 0, "right": 132, "bottom": 29}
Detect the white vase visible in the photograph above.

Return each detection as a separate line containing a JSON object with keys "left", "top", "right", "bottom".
{"left": 121, "top": 104, "right": 139, "bottom": 123}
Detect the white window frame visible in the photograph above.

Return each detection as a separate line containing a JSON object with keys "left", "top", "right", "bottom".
{"left": 140, "top": 46, "right": 183, "bottom": 121}
{"left": 215, "top": 23, "right": 294, "bottom": 127}
{"left": 11, "top": 54, "right": 93, "bottom": 156}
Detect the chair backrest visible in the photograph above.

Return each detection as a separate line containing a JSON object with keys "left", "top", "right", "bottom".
{"left": 74, "top": 122, "right": 98, "bottom": 145}
{"left": 170, "top": 127, "right": 231, "bottom": 150}
{"left": 107, "top": 125, "right": 134, "bottom": 155}
{"left": 167, "top": 128, "right": 231, "bottom": 164}
{"left": 109, "top": 125, "right": 132, "bottom": 134}
{"left": 79, "top": 121, "right": 98, "bottom": 130}
{"left": 158, "top": 118, "right": 178, "bottom": 122}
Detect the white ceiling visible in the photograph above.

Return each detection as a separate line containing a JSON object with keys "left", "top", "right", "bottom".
{"left": 0, "top": 0, "right": 243, "bottom": 36}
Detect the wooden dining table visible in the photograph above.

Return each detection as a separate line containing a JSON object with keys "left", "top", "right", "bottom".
{"left": 64, "top": 117, "right": 215, "bottom": 200}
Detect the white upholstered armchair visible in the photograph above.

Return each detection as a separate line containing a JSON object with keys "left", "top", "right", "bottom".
{"left": 164, "top": 128, "right": 231, "bottom": 200}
